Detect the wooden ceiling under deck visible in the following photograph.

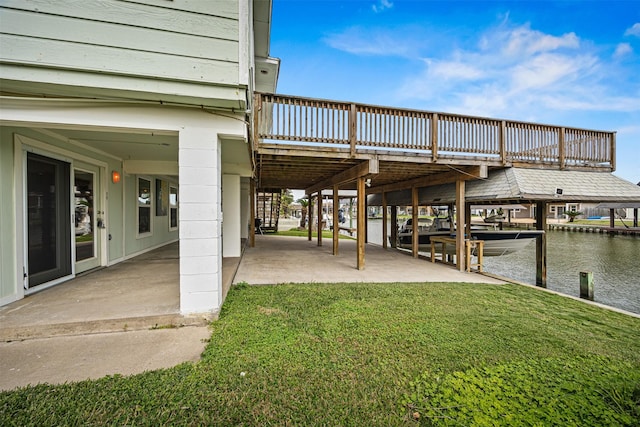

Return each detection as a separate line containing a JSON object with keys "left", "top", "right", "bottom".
{"left": 255, "top": 145, "right": 493, "bottom": 194}
{"left": 255, "top": 151, "right": 452, "bottom": 192}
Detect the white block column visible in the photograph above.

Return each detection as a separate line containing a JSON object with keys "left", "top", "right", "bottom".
{"left": 222, "top": 174, "right": 241, "bottom": 257}
{"left": 178, "top": 128, "right": 221, "bottom": 314}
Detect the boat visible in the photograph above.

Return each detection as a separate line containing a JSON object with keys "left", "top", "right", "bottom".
{"left": 394, "top": 217, "right": 543, "bottom": 257}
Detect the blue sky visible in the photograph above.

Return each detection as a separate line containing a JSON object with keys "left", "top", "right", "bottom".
{"left": 270, "top": 0, "right": 640, "bottom": 185}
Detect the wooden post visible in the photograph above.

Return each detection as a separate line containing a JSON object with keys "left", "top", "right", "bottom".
{"left": 609, "top": 208, "right": 615, "bottom": 234}
{"left": 431, "top": 113, "right": 438, "bottom": 162}
{"left": 349, "top": 103, "right": 357, "bottom": 157}
{"left": 249, "top": 179, "right": 256, "bottom": 247}
{"left": 357, "top": 177, "right": 365, "bottom": 270}
{"left": 500, "top": 120, "right": 507, "bottom": 166}
{"left": 634, "top": 208, "right": 638, "bottom": 228}
{"left": 412, "top": 187, "right": 419, "bottom": 258}
{"left": 610, "top": 132, "right": 616, "bottom": 172}
{"left": 390, "top": 205, "right": 397, "bottom": 248}
{"left": 536, "top": 201, "right": 547, "bottom": 287}
{"left": 317, "top": 191, "right": 323, "bottom": 246}
{"left": 333, "top": 185, "right": 339, "bottom": 255}
{"left": 307, "top": 194, "right": 313, "bottom": 241}
{"left": 364, "top": 192, "right": 369, "bottom": 244}
{"left": 382, "top": 192, "right": 388, "bottom": 249}
{"left": 456, "top": 180, "right": 466, "bottom": 272}
{"left": 558, "top": 127, "right": 566, "bottom": 170}
{"left": 580, "top": 271, "right": 594, "bottom": 300}
{"left": 465, "top": 202, "right": 472, "bottom": 238}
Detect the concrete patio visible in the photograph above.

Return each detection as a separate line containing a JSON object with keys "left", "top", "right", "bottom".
{"left": 1, "top": 234, "right": 504, "bottom": 342}
{"left": 235, "top": 234, "right": 506, "bottom": 285}
{"left": 0, "top": 234, "right": 505, "bottom": 391}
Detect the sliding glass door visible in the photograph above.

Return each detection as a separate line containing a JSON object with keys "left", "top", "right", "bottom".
{"left": 26, "top": 152, "right": 72, "bottom": 288}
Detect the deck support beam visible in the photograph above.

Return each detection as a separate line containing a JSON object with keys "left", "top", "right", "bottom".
{"left": 317, "top": 191, "right": 323, "bottom": 246}
{"left": 333, "top": 185, "right": 339, "bottom": 255}
{"left": 456, "top": 180, "right": 466, "bottom": 272}
{"left": 536, "top": 201, "right": 547, "bottom": 287}
{"left": 390, "top": 206, "right": 397, "bottom": 248}
{"left": 357, "top": 177, "right": 366, "bottom": 270}
{"left": 250, "top": 179, "right": 256, "bottom": 247}
{"left": 306, "top": 159, "right": 378, "bottom": 195}
{"left": 465, "top": 202, "right": 472, "bottom": 239}
{"left": 307, "top": 194, "right": 313, "bottom": 242}
{"left": 412, "top": 187, "right": 419, "bottom": 258}
{"left": 382, "top": 192, "right": 388, "bottom": 249}
{"left": 367, "top": 165, "right": 487, "bottom": 195}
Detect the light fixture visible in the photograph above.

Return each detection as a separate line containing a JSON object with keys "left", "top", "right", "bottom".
{"left": 112, "top": 170, "right": 121, "bottom": 184}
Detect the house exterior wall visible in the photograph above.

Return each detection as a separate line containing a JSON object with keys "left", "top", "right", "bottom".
{"left": 0, "top": 125, "right": 124, "bottom": 304}
{"left": 0, "top": 99, "right": 246, "bottom": 313}
{"left": 0, "top": 0, "right": 276, "bottom": 312}
{"left": 0, "top": 0, "right": 247, "bottom": 109}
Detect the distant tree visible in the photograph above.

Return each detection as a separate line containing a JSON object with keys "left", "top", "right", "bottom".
{"left": 280, "top": 189, "right": 293, "bottom": 217}
{"left": 297, "top": 198, "right": 309, "bottom": 228}
{"left": 565, "top": 211, "right": 583, "bottom": 222}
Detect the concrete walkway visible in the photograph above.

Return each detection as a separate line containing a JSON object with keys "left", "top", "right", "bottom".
{"left": 0, "top": 327, "right": 211, "bottom": 391}
{"left": 0, "top": 243, "right": 214, "bottom": 391}
{"left": 235, "top": 235, "right": 506, "bottom": 285}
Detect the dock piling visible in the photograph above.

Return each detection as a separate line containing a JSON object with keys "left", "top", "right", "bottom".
{"left": 580, "top": 272, "right": 594, "bottom": 300}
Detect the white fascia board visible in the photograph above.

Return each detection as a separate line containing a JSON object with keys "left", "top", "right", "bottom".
{"left": 0, "top": 97, "right": 247, "bottom": 136}
{"left": 1, "top": 64, "right": 247, "bottom": 110}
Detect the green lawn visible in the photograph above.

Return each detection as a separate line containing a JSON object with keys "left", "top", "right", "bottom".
{"left": 2, "top": 282, "right": 639, "bottom": 426}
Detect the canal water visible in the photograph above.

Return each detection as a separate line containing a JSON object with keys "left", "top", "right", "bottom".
{"left": 366, "top": 219, "right": 640, "bottom": 314}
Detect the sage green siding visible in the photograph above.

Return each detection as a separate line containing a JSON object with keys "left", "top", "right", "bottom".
{"left": 0, "top": 128, "right": 17, "bottom": 303}
{"left": 0, "top": 0, "right": 242, "bottom": 105}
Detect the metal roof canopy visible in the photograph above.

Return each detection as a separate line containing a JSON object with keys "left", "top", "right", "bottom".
{"left": 367, "top": 168, "right": 640, "bottom": 206}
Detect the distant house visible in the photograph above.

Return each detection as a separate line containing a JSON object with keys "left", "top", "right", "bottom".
{"left": 0, "top": 1, "right": 279, "bottom": 313}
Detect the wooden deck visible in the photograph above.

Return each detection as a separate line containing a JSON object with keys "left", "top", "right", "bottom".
{"left": 253, "top": 93, "right": 615, "bottom": 192}
{"left": 250, "top": 92, "right": 617, "bottom": 276}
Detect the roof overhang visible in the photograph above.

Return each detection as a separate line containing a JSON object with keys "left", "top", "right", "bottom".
{"left": 253, "top": 0, "right": 279, "bottom": 93}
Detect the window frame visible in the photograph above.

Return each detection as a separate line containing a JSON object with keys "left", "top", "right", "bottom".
{"left": 169, "top": 184, "right": 178, "bottom": 231}
{"left": 137, "top": 176, "right": 153, "bottom": 238}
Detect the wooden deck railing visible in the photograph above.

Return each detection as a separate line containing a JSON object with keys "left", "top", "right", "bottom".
{"left": 255, "top": 93, "right": 615, "bottom": 170}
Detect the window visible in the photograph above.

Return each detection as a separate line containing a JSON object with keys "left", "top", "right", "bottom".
{"left": 137, "top": 177, "right": 152, "bottom": 236}
{"left": 169, "top": 185, "right": 178, "bottom": 231}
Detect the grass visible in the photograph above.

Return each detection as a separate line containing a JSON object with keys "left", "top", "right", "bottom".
{"left": 2, "top": 282, "right": 639, "bottom": 426}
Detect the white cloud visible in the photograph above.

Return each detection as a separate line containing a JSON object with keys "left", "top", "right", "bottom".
{"left": 372, "top": 0, "right": 393, "bottom": 13}
{"left": 510, "top": 53, "right": 597, "bottom": 92}
{"left": 426, "top": 58, "right": 485, "bottom": 81}
{"left": 502, "top": 25, "right": 579, "bottom": 56}
{"left": 323, "top": 26, "right": 419, "bottom": 57}
{"left": 614, "top": 43, "right": 633, "bottom": 58}
{"left": 624, "top": 23, "right": 640, "bottom": 37}
{"left": 398, "top": 21, "right": 639, "bottom": 119}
